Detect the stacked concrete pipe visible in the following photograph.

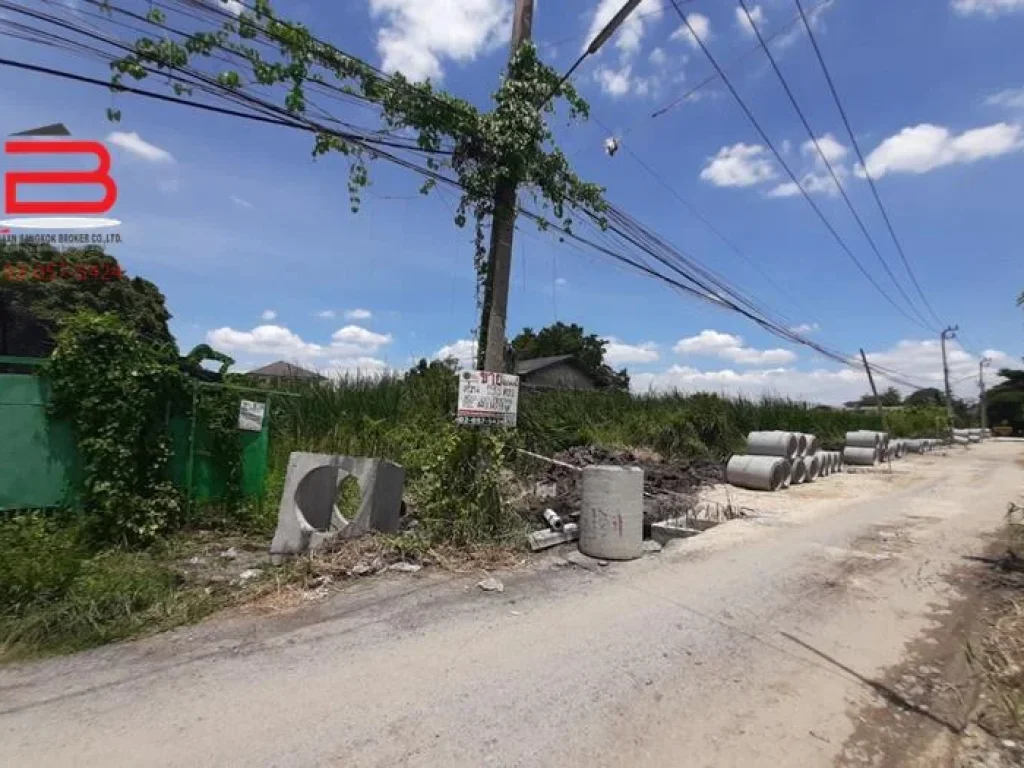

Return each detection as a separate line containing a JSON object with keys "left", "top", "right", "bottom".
{"left": 745, "top": 431, "right": 799, "bottom": 460}
{"left": 789, "top": 457, "right": 807, "bottom": 485}
{"left": 726, "top": 455, "right": 789, "bottom": 491}
{"left": 843, "top": 445, "right": 878, "bottom": 466}
{"left": 803, "top": 453, "right": 821, "bottom": 482}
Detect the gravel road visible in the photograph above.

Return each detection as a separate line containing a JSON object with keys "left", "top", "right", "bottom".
{"left": 1, "top": 442, "right": 1020, "bottom": 768}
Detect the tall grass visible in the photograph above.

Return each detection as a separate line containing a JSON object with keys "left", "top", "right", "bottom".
{"left": 263, "top": 371, "right": 948, "bottom": 544}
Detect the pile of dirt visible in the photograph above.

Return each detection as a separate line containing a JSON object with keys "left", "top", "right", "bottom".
{"left": 521, "top": 445, "right": 723, "bottom": 532}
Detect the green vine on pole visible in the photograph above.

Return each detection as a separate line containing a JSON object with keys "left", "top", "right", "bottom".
{"left": 108, "top": 0, "right": 607, "bottom": 307}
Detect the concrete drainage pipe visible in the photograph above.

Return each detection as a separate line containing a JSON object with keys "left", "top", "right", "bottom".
{"left": 804, "top": 453, "right": 821, "bottom": 482}
{"left": 789, "top": 457, "right": 808, "bottom": 485}
{"left": 726, "top": 455, "right": 789, "bottom": 491}
{"left": 843, "top": 446, "right": 878, "bottom": 466}
{"left": 745, "top": 431, "right": 799, "bottom": 460}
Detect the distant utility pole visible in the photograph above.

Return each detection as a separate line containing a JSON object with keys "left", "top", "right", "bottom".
{"left": 979, "top": 356, "right": 991, "bottom": 430}
{"left": 479, "top": 0, "right": 643, "bottom": 371}
{"left": 940, "top": 325, "right": 958, "bottom": 431}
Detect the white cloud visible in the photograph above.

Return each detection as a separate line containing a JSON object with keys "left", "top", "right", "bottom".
{"left": 671, "top": 12, "right": 711, "bottom": 50}
{"left": 434, "top": 339, "right": 478, "bottom": 368}
{"left": 331, "top": 325, "right": 392, "bottom": 354}
{"left": 260, "top": 309, "right": 277, "bottom": 321}
{"left": 789, "top": 322, "right": 820, "bottom": 334}
{"left": 323, "top": 357, "right": 389, "bottom": 377}
{"left": 316, "top": 310, "right": 336, "bottom": 319}
{"left": 230, "top": 195, "right": 253, "bottom": 209}
{"left": 804, "top": 133, "right": 848, "bottom": 164}
{"left": 207, "top": 324, "right": 323, "bottom": 358}
{"left": 345, "top": 308, "right": 373, "bottom": 321}
{"left": 106, "top": 131, "right": 173, "bottom": 163}
{"left": 596, "top": 65, "right": 633, "bottom": 97}
{"left": 700, "top": 143, "right": 777, "bottom": 187}
{"left": 584, "top": 0, "right": 662, "bottom": 57}
{"left": 207, "top": 321, "right": 394, "bottom": 362}
{"left": 952, "top": 0, "right": 1024, "bottom": 15}
{"left": 673, "top": 329, "right": 797, "bottom": 366}
{"left": 735, "top": 4, "right": 765, "bottom": 36}
{"left": 603, "top": 338, "right": 659, "bottom": 366}
{"left": 218, "top": 0, "right": 243, "bottom": 15}
{"left": 987, "top": 87, "right": 1024, "bottom": 111}
{"left": 633, "top": 338, "right": 1015, "bottom": 404}
{"left": 555, "top": 277, "right": 567, "bottom": 287}
{"left": 766, "top": 168, "right": 842, "bottom": 198}
{"left": 369, "top": 0, "right": 510, "bottom": 81}
{"left": 858, "top": 122, "right": 1024, "bottom": 178}
{"left": 774, "top": 0, "right": 835, "bottom": 49}
{"left": 649, "top": 47, "right": 667, "bottom": 67}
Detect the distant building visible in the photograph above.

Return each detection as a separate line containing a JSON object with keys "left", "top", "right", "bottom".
{"left": 247, "top": 361, "right": 325, "bottom": 385}
{"left": 514, "top": 355, "right": 599, "bottom": 391}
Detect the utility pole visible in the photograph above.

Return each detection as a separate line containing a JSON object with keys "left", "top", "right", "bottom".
{"left": 979, "top": 356, "right": 991, "bottom": 430}
{"left": 478, "top": 0, "right": 643, "bottom": 371}
{"left": 478, "top": 0, "right": 533, "bottom": 373}
{"left": 940, "top": 325, "right": 958, "bottom": 432}
{"left": 860, "top": 348, "right": 891, "bottom": 472}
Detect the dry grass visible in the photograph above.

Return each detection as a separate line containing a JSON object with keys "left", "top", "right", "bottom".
{"left": 968, "top": 507, "right": 1024, "bottom": 741}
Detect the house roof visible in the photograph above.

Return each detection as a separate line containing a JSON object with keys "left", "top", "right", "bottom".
{"left": 514, "top": 354, "right": 575, "bottom": 376}
{"left": 247, "top": 361, "right": 324, "bottom": 380}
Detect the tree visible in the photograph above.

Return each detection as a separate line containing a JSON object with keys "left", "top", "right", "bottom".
{"left": 0, "top": 242, "right": 175, "bottom": 358}
{"left": 904, "top": 387, "right": 944, "bottom": 407}
{"left": 510, "top": 322, "right": 628, "bottom": 390}
{"left": 879, "top": 387, "right": 902, "bottom": 406}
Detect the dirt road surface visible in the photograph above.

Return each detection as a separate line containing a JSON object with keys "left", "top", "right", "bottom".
{"left": 2, "top": 443, "right": 1021, "bottom": 767}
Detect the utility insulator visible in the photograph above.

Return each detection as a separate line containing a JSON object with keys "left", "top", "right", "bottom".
{"left": 604, "top": 136, "right": 619, "bottom": 156}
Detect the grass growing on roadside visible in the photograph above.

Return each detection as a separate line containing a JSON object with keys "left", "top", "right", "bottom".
{"left": 0, "top": 513, "right": 221, "bottom": 662}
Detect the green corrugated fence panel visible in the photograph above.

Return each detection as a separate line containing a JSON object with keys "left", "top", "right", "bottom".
{"left": 1, "top": 374, "right": 269, "bottom": 510}
{"left": 168, "top": 412, "right": 269, "bottom": 503}
{"left": 0, "top": 374, "right": 82, "bottom": 510}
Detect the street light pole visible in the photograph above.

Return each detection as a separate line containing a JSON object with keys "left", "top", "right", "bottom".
{"left": 979, "top": 356, "right": 991, "bottom": 430}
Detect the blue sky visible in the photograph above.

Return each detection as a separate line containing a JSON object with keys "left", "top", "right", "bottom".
{"left": 2, "top": 0, "right": 1023, "bottom": 403}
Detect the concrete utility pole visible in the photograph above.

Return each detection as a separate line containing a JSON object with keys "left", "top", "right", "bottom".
{"left": 478, "top": 0, "right": 643, "bottom": 371}
{"left": 979, "top": 356, "right": 991, "bottom": 430}
{"left": 940, "top": 325, "right": 959, "bottom": 431}
{"left": 478, "top": 0, "right": 533, "bottom": 373}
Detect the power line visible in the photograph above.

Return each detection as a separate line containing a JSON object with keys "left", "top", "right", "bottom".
{"left": 794, "top": 0, "right": 946, "bottom": 331}
{"left": 666, "top": 0, "right": 933, "bottom": 334}
{"left": 737, "top": 0, "right": 937, "bottom": 333}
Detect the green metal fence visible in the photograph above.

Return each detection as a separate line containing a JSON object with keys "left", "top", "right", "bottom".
{"left": 0, "top": 358, "right": 276, "bottom": 512}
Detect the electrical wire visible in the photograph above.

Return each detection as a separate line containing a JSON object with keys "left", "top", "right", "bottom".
{"left": 738, "top": 0, "right": 937, "bottom": 333}
{"left": 666, "top": 0, "right": 933, "bottom": 334}
{"left": 794, "top": 0, "right": 946, "bottom": 331}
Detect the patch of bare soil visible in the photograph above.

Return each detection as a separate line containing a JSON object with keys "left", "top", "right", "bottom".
{"left": 836, "top": 514, "right": 1024, "bottom": 768}
{"left": 521, "top": 445, "right": 724, "bottom": 532}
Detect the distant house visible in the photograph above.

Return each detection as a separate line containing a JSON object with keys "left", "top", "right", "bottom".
{"left": 515, "top": 355, "right": 599, "bottom": 391}
{"left": 247, "top": 361, "right": 325, "bottom": 385}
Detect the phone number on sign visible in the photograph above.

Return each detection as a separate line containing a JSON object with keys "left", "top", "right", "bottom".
{"left": 1, "top": 262, "right": 125, "bottom": 282}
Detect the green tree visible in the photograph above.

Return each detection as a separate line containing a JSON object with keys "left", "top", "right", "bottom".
{"left": 0, "top": 243, "right": 175, "bottom": 357}
{"left": 879, "top": 386, "right": 902, "bottom": 406}
{"left": 511, "top": 322, "right": 628, "bottom": 390}
{"left": 904, "top": 387, "right": 944, "bottom": 407}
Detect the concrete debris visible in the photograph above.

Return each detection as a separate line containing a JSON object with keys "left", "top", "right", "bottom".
{"left": 642, "top": 540, "right": 663, "bottom": 553}
{"left": 478, "top": 577, "right": 504, "bottom": 593}
{"left": 597, "top": 560, "right": 609, "bottom": 567}
{"left": 388, "top": 562, "right": 423, "bottom": 574}
{"left": 350, "top": 560, "right": 382, "bottom": 577}
{"left": 534, "top": 481, "right": 557, "bottom": 499}
{"left": 269, "top": 452, "right": 405, "bottom": 562}
{"left": 528, "top": 523, "right": 579, "bottom": 552}
{"left": 238, "top": 568, "right": 262, "bottom": 582}
{"left": 219, "top": 547, "right": 239, "bottom": 560}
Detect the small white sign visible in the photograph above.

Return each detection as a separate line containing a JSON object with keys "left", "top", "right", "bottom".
{"left": 456, "top": 370, "right": 519, "bottom": 427}
{"left": 238, "top": 399, "right": 265, "bottom": 432}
